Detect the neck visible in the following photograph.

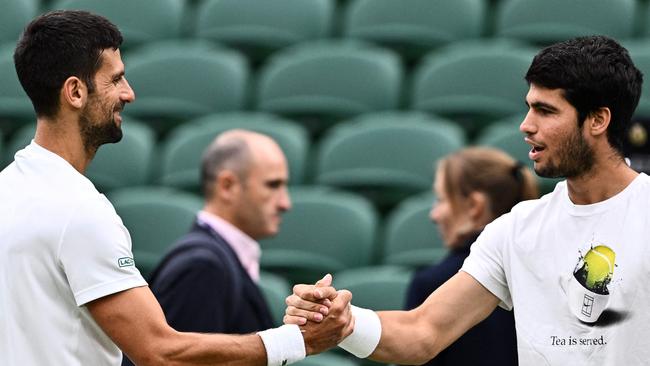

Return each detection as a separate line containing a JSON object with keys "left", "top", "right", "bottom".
{"left": 566, "top": 153, "right": 638, "bottom": 205}
{"left": 203, "top": 202, "right": 235, "bottom": 227}
{"left": 34, "top": 116, "right": 95, "bottom": 173}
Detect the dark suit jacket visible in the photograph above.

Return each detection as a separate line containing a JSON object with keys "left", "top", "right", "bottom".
{"left": 122, "top": 220, "right": 273, "bottom": 366}
{"left": 405, "top": 231, "right": 518, "bottom": 366}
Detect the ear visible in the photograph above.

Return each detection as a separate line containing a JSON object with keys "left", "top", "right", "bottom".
{"left": 586, "top": 107, "right": 611, "bottom": 137}
{"left": 61, "top": 76, "right": 87, "bottom": 110}
{"left": 215, "top": 170, "right": 241, "bottom": 202}
{"left": 466, "top": 191, "right": 488, "bottom": 224}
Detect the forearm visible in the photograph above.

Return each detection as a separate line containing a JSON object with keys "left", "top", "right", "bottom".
{"left": 369, "top": 309, "right": 440, "bottom": 365}
{"left": 148, "top": 331, "right": 267, "bottom": 366}
{"left": 347, "top": 273, "right": 500, "bottom": 365}
{"left": 89, "top": 287, "right": 305, "bottom": 366}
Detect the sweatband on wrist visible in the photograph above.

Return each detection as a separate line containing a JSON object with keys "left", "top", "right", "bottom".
{"left": 339, "top": 305, "right": 382, "bottom": 358}
{"left": 257, "top": 324, "right": 306, "bottom": 366}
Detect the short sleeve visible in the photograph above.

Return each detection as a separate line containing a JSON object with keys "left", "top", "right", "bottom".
{"left": 461, "top": 214, "right": 513, "bottom": 310}
{"left": 59, "top": 196, "right": 146, "bottom": 306}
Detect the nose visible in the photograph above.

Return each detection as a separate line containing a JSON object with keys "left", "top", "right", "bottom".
{"left": 519, "top": 110, "right": 536, "bottom": 135}
{"left": 429, "top": 204, "right": 439, "bottom": 223}
{"left": 120, "top": 78, "right": 136, "bottom": 103}
{"left": 278, "top": 187, "right": 292, "bottom": 212}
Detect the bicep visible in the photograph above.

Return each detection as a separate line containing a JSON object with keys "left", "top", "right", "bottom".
{"left": 371, "top": 271, "right": 499, "bottom": 365}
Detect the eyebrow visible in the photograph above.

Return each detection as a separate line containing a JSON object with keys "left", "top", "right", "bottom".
{"left": 112, "top": 70, "right": 125, "bottom": 79}
{"left": 526, "top": 100, "right": 560, "bottom": 112}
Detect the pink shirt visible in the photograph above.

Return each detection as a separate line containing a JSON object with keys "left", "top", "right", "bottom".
{"left": 196, "top": 210, "right": 261, "bottom": 282}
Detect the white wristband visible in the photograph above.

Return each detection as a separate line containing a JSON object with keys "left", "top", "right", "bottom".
{"left": 338, "top": 305, "right": 382, "bottom": 358}
{"left": 257, "top": 324, "right": 306, "bottom": 366}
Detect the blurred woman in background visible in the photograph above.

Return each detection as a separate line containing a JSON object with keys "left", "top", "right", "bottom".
{"left": 405, "top": 147, "right": 539, "bottom": 366}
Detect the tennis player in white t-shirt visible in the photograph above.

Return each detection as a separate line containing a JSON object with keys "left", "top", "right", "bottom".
{"left": 286, "top": 35, "right": 650, "bottom": 365}
{"left": 0, "top": 10, "right": 354, "bottom": 366}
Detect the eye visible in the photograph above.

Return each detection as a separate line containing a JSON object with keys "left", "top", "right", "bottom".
{"left": 266, "top": 179, "right": 283, "bottom": 189}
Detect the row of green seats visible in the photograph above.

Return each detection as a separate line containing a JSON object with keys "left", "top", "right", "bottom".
{"left": 1, "top": 110, "right": 560, "bottom": 199}
{"left": 2, "top": 0, "right": 646, "bottom": 62}
{"left": 5, "top": 36, "right": 650, "bottom": 141}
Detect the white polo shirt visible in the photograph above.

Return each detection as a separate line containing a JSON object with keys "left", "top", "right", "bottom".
{"left": 0, "top": 141, "right": 147, "bottom": 365}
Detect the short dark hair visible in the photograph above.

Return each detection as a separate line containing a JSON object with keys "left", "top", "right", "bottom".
{"left": 13, "top": 10, "right": 123, "bottom": 118}
{"left": 525, "top": 35, "right": 643, "bottom": 155}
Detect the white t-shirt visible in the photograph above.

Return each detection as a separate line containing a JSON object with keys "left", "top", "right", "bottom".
{"left": 462, "top": 173, "right": 650, "bottom": 365}
{"left": 0, "top": 142, "right": 147, "bottom": 365}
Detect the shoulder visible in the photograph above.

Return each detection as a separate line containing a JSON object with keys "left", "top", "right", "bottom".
{"left": 632, "top": 173, "right": 650, "bottom": 197}
{"left": 65, "top": 193, "right": 123, "bottom": 236}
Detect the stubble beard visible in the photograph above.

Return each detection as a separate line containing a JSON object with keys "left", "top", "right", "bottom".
{"left": 79, "top": 97, "right": 123, "bottom": 155}
{"left": 535, "top": 126, "right": 595, "bottom": 179}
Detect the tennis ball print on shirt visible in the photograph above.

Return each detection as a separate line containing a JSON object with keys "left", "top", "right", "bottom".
{"left": 568, "top": 245, "right": 616, "bottom": 323}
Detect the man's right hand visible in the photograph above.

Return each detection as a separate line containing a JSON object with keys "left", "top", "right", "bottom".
{"left": 283, "top": 274, "right": 354, "bottom": 355}
{"left": 284, "top": 274, "right": 337, "bottom": 325}
{"left": 299, "top": 288, "right": 354, "bottom": 355}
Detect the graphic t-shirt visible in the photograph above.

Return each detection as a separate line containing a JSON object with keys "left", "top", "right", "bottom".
{"left": 462, "top": 173, "right": 650, "bottom": 365}
{"left": 0, "top": 142, "right": 147, "bottom": 365}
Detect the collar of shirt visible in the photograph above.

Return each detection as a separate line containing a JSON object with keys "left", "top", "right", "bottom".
{"left": 196, "top": 210, "right": 262, "bottom": 283}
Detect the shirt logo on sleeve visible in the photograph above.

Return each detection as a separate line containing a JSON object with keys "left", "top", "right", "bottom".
{"left": 118, "top": 257, "right": 135, "bottom": 268}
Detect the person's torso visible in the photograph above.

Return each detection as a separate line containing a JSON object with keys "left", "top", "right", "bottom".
{"left": 503, "top": 175, "right": 650, "bottom": 365}
{"left": 150, "top": 225, "right": 273, "bottom": 334}
{"left": 0, "top": 143, "right": 127, "bottom": 365}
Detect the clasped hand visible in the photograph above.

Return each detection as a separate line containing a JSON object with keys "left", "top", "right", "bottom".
{"left": 284, "top": 274, "right": 355, "bottom": 355}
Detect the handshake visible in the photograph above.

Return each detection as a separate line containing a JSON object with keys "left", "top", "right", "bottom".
{"left": 260, "top": 273, "right": 382, "bottom": 365}
{"left": 283, "top": 274, "right": 354, "bottom": 355}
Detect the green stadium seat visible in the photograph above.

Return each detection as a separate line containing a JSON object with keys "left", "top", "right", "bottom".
{"left": 109, "top": 186, "right": 202, "bottom": 279}
{"left": 495, "top": 0, "right": 636, "bottom": 46}
{"left": 86, "top": 118, "right": 155, "bottom": 192}
{"left": 0, "top": 0, "right": 37, "bottom": 44}
{"left": 158, "top": 112, "right": 309, "bottom": 191}
{"left": 381, "top": 192, "right": 447, "bottom": 268}
{"left": 5, "top": 118, "right": 156, "bottom": 192}
{"left": 314, "top": 111, "right": 464, "bottom": 210}
{"left": 258, "top": 271, "right": 291, "bottom": 327}
{"left": 411, "top": 40, "right": 534, "bottom": 138}
{"left": 256, "top": 40, "right": 402, "bottom": 133}
{"left": 474, "top": 114, "right": 561, "bottom": 195}
{"left": 260, "top": 187, "right": 379, "bottom": 285}
{"left": 334, "top": 265, "right": 412, "bottom": 311}
{"left": 342, "top": 0, "right": 485, "bottom": 61}
{"left": 51, "top": 0, "right": 185, "bottom": 49}
{"left": 124, "top": 41, "right": 249, "bottom": 133}
{"left": 3, "top": 123, "right": 32, "bottom": 166}
{"left": 194, "top": 0, "right": 334, "bottom": 63}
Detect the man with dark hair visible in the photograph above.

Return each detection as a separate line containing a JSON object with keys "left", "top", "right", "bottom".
{"left": 0, "top": 10, "right": 351, "bottom": 366}
{"left": 123, "top": 129, "right": 293, "bottom": 365}
{"left": 286, "top": 35, "right": 650, "bottom": 365}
